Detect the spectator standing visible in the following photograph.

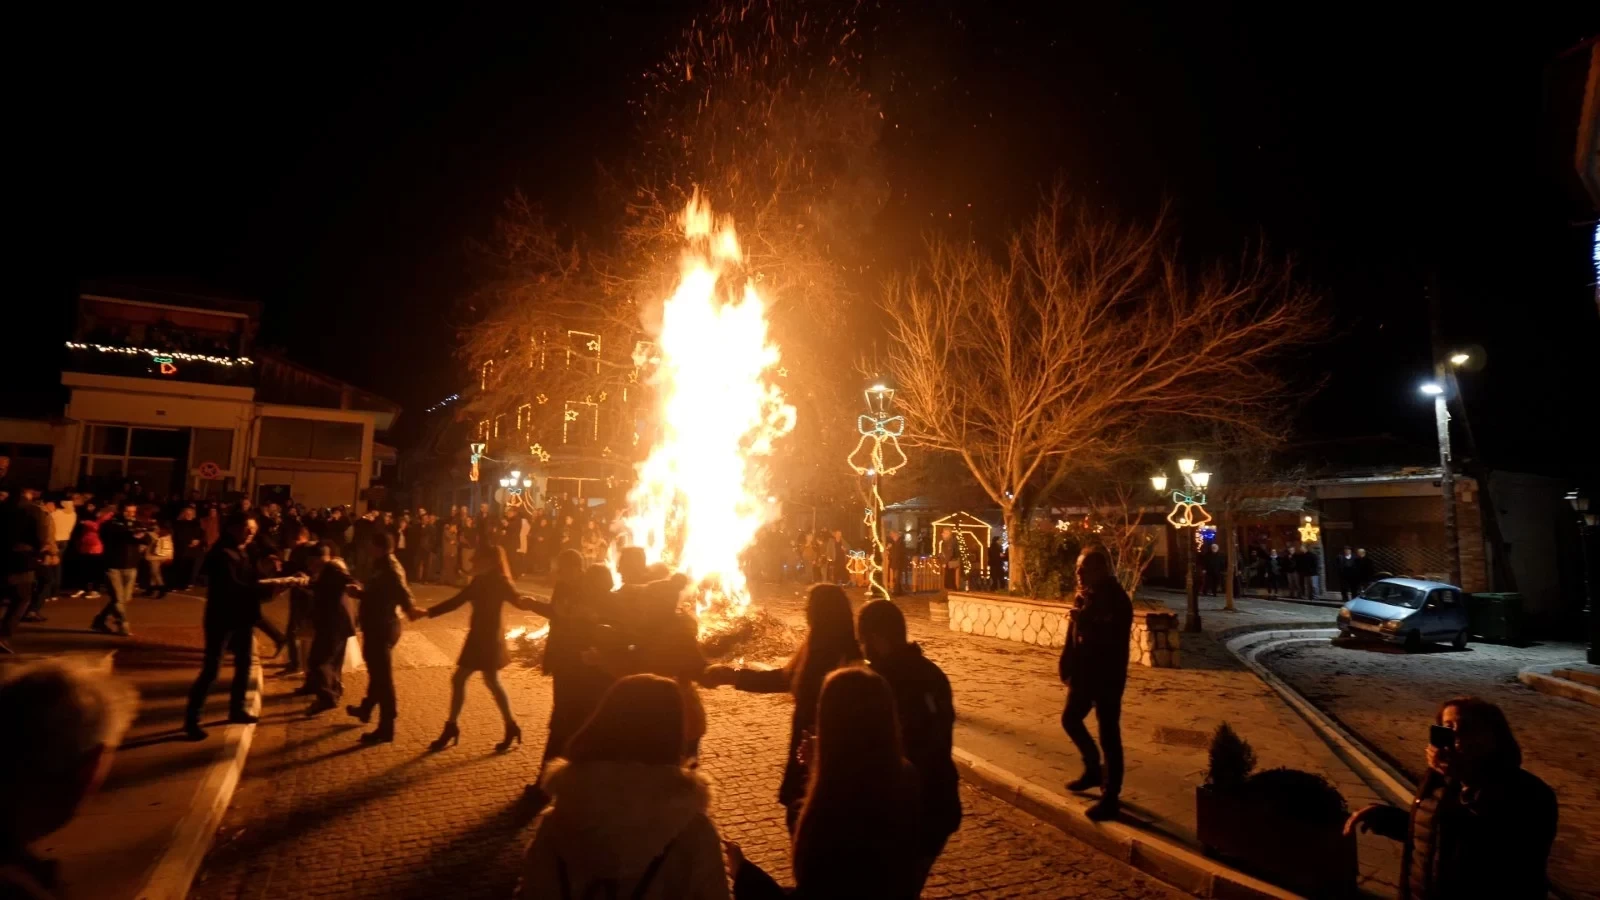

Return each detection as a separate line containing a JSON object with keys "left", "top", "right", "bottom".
{"left": 1346, "top": 697, "right": 1557, "bottom": 899}
{"left": 1, "top": 488, "right": 50, "bottom": 642}
{"left": 72, "top": 509, "right": 108, "bottom": 600}
{"left": 1297, "top": 543, "right": 1321, "bottom": 600}
{"left": 728, "top": 667, "right": 923, "bottom": 900}
{"left": 517, "top": 675, "right": 731, "bottom": 900}
{"left": 988, "top": 535, "right": 1006, "bottom": 591}
{"left": 171, "top": 506, "right": 204, "bottom": 591}
{"left": 1338, "top": 546, "right": 1360, "bottom": 602}
{"left": 46, "top": 497, "right": 76, "bottom": 600}
{"left": 701, "top": 584, "right": 862, "bottom": 832}
{"left": 1058, "top": 546, "right": 1133, "bottom": 821}
{"left": 441, "top": 516, "right": 460, "bottom": 586}
{"left": 857, "top": 600, "right": 960, "bottom": 890}
{"left": 92, "top": 504, "right": 148, "bottom": 637}
{"left": 887, "top": 531, "right": 909, "bottom": 595}
{"left": 1354, "top": 547, "right": 1375, "bottom": 594}
{"left": 141, "top": 520, "right": 173, "bottom": 599}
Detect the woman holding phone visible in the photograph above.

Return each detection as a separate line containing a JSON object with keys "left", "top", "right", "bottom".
{"left": 1344, "top": 696, "right": 1557, "bottom": 899}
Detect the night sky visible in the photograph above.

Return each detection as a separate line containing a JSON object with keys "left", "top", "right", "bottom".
{"left": 24, "top": 3, "right": 1599, "bottom": 476}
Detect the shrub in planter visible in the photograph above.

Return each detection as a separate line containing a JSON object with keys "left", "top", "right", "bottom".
{"left": 1197, "top": 723, "right": 1358, "bottom": 898}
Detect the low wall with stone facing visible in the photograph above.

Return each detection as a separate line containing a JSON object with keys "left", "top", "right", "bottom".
{"left": 946, "top": 592, "right": 1181, "bottom": 667}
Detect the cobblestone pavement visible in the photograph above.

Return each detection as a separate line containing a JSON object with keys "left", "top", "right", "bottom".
{"left": 1262, "top": 637, "right": 1599, "bottom": 899}
{"left": 191, "top": 583, "right": 1189, "bottom": 900}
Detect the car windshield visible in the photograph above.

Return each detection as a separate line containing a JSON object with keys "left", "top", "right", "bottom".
{"left": 1360, "top": 581, "right": 1425, "bottom": 609}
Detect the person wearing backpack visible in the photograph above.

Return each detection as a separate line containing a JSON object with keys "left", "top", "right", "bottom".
{"left": 517, "top": 674, "right": 730, "bottom": 900}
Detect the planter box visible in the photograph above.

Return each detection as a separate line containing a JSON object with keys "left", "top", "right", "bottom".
{"left": 1196, "top": 784, "right": 1357, "bottom": 898}
{"left": 946, "top": 592, "right": 1180, "bottom": 666}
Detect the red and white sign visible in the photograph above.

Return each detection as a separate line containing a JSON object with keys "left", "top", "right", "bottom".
{"left": 197, "top": 461, "right": 222, "bottom": 479}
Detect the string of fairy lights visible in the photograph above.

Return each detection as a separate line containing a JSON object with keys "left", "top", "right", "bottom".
{"left": 847, "top": 382, "right": 908, "bottom": 599}
{"left": 65, "top": 341, "right": 253, "bottom": 367}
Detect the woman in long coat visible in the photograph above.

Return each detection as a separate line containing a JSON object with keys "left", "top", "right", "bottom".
{"left": 423, "top": 545, "right": 535, "bottom": 751}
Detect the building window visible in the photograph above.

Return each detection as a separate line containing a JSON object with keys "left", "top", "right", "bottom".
{"left": 494, "top": 415, "right": 506, "bottom": 439}
{"left": 478, "top": 419, "right": 490, "bottom": 441}
{"left": 79, "top": 423, "right": 188, "bottom": 493}
{"left": 191, "top": 428, "right": 233, "bottom": 471}
{"left": 481, "top": 360, "right": 494, "bottom": 390}
{"left": 258, "top": 417, "right": 363, "bottom": 461}
{"left": 568, "top": 330, "right": 601, "bottom": 373}
{"left": 563, "top": 400, "right": 599, "bottom": 446}
{"left": 517, "top": 404, "right": 532, "bottom": 433}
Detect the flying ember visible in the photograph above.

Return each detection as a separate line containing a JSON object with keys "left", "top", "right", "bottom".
{"left": 621, "top": 191, "right": 796, "bottom": 631}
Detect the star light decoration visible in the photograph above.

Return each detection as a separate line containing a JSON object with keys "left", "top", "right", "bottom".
{"left": 848, "top": 382, "right": 907, "bottom": 599}
{"left": 529, "top": 443, "right": 551, "bottom": 463}
{"left": 1298, "top": 515, "right": 1321, "bottom": 545}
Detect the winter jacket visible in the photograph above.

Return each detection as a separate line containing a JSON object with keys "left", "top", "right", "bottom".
{"left": 202, "top": 539, "right": 278, "bottom": 628}
{"left": 735, "top": 649, "right": 860, "bottom": 808}
{"left": 100, "top": 516, "right": 149, "bottom": 570}
{"left": 2, "top": 500, "right": 49, "bottom": 577}
{"left": 357, "top": 554, "right": 418, "bottom": 642}
{"left": 869, "top": 643, "right": 962, "bottom": 853}
{"left": 76, "top": 519, "right": 103, "bottom": 556}
{"left": 518, "top": 760, "right": 730, "bottom": 900}
{"left": 1366, "top": 767, "right": 1557, "bottom": 900}
{"left": 1057, "top": 576, "right": 1133, "bottom": 690}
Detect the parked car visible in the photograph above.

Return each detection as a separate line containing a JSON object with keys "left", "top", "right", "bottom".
{"left": 1337, "top": 577, "right": 1470, "bottom": 651}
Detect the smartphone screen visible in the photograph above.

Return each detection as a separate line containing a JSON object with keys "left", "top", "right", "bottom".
{"left": 1429, "top": 724, "right": 1455, "bottom": 749}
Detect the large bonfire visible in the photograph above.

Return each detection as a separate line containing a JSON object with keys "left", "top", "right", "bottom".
{"left": 620, "top": 192, "right": 796, "bottom": 637}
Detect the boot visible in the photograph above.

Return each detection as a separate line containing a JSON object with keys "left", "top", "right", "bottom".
{"left": 360, "top": 722, "right": 395, "bottom": 744}
{"left": 305, "top": 697, "right": 337, "bottom": 716}
{"left": 495, "top": 721, "right": 522, "bottom": 753}
{"left": 346, "top": 701, "right": 374, "bottom": 724}
{"left": 1085, "top": 796, "right": 1121, "bottom": 822}
{"left": 183, "top": 721, "right": 208, "bottom": 741}
{"left": 429, "top": 721, "right": 461, "bottom": 752}
{"left": 1065, "top": 767, "right": 1104, "bottom": 793}
{"left": 228, "top": 711, "right": 260, "bottom": 725}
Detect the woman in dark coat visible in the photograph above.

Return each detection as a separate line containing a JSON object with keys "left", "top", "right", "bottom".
{"left": 422, "top": 545, "right": 534, "bottom": 752}
{"left": 302, "top": 542, "right": 358, "bottom": 714}
{"left": 1346, "top": 696, "right": 1558, "bottom": 899}
{"left": 702, "top": 583, "right": 862, "bottom": 831}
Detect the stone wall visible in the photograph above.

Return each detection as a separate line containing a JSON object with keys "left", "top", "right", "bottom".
{"left": 946, "top": 592, "right": 1180, "bottom": 667}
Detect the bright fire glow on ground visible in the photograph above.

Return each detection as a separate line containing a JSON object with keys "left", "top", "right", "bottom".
{"left": 621, "top": 192, "right": 796, "bottom": 631}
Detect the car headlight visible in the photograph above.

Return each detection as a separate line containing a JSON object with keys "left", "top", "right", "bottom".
{"left": 1381, "top": 619, "right": 1404, "bottom": 632}
{"left": 1338, "top": 608, "right": 1351, "bottom": 620}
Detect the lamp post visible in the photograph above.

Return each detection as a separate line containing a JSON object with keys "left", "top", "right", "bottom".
{"left": 1421, "top": 349, "right": 1471, "bottom": 588}
{"left": 1154, "top": 458, "right": 1212, "bottom": 633}
{"left": 1567, "top": 491, "right": 1597, "bottom": 665}
{"left": 848, "top": 380, "right": 908, "bottom": 599}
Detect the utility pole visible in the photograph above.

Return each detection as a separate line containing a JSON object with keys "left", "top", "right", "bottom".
{"left": 1427, "top": 277, "right": 1463, "bottom": 588}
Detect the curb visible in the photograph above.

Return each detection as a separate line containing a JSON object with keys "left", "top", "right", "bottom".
{"left": 134, "top": 649, "right": 264, "bottom": 900}
{"left": 1517, "top": 664, "right": 1600, "bottom": 709}
{"left": 951, "top": 746, "right": 1301, "bottom": 900}
{"left": 1224, "top": 629, "right": 1414, "bottom": 807}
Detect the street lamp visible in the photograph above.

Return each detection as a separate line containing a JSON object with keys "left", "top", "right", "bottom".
{"left": 1154, "top": 459, "right": 1213, "bottom": 632}
{"left": 1568, "top": 491, "right": 1597, "bottom": 665}
{"left": 1420, "top": 367, "right": 1464, "bottom": 587}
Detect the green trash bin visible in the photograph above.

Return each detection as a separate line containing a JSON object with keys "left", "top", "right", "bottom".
{"left": 1467, "top": 592, "right": 1524, "bottom": 644}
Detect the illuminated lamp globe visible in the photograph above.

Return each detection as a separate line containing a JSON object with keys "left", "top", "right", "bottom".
{"left": 1420, "top": 382, "right": 1444, "bottom": 396}
{"left": 1177, "top": 458, "right": 1197, "bottom": 475}
{"left": 1448, "top": 352, "right": 1471, "bottom": 367}
{"left": 1193, "top": 471, "right": 1211, "bottom": 489}
{"left": 1151, "top": 474, "right": 1169, "bottom": 493}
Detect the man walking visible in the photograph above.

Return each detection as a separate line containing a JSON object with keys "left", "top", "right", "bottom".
{"left": 857, "top": 600, "right": 961, "bottom": 890}
{"left": 346, "top": 531, "right": 421, "bottom": 744}
{"left": 92, "top": 503, "right": 148, "bottom": 636}
{"left": 1058, "top": 546, "right": 1133, "bottom": 821}
{"left": 1, "top": 488, "right": 50, "bottom": 646}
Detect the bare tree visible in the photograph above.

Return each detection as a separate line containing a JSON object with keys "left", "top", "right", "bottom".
{"left": 882, "top": 186, "right": 1323, "bottom": 586}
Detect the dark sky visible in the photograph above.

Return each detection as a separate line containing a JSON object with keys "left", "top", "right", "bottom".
{"left": 25, "top": 3, "right": 1600, "bottom": 476}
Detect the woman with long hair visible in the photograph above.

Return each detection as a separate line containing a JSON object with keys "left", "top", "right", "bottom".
{"left": 521, "top": 552, "right": 614, "bottom": 800}
{"left": 517, "top": 674, "right": 730, "bottom": 900}
{"left": 421, "top": 545, "right": 535, "bottom": 752}
{"left": 728, "top": 667, "right": 922, "bottom": 899}
{"left": 1346, "top": 696, "right": 1557, "bottom": 899}
{"left": 702, "top": 583, "right": 862, "bottom": 830}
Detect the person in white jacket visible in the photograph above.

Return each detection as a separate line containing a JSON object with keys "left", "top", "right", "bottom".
{"left": 518, "top": 674, "right": 730, "bottom": 900}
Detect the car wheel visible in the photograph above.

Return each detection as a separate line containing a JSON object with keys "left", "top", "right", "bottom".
{"left": 1452, "top": 630, "right": 1468, "bottom": 650}
{"left": 1337, "top": 627, "right": 1353, "bottom": 641}
{"left": 1404, "top": 631, "right": 1422, "bottom": 653}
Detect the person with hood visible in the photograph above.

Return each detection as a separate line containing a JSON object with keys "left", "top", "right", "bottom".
{"left": 727, "top": 667, "right": 922, "bottom": 900}
{"left": 701, "top": 583, "right": 862, "bottom": 832}
{"left": 856, "top": 599, "right": 961, "bottom": 887}
{"left": 1345, "top": 696, "right": 1557, "bottom": 899}
{"left": 421, "top": 546, "right": 535, "bottom": 752}
{"left": 518, "top": 674, "right": 730, "bottom": 900}
{"left": 1057, "top": 545, "right": 1133, "bottom": 821}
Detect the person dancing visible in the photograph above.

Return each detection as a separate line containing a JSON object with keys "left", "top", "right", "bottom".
{"left": 421, "top": 546, "right": 531, "bottom": 752}
{"left": 301, "top": 543, "right": 357, "bottom": 715}
{"left": 345, "top": 530, "right": 422, "bottom": 744}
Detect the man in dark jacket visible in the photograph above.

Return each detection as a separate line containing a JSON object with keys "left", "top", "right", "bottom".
{"left": 346, "top": 530, "right": 421, "bottom": 743}
{"left": 1297, "top": 544, "right": 1321, "bottom": 600}
{"left": 0, "top": 489, "right": 51, "bottom": 645}
{"left": 92, "top": 503, "right": 148, "bottom": 636}
{"left": 1337, "top": 546, "right": 1360, "bottom": 602}
{"left": 857, "top": 599, "right": 960, "bottom": 889}
{"left": 1058, "top": 546, "right": 1133, "bottom": 821}
{"left": 184, "top": 515, "right": 286, "bottom": 740}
